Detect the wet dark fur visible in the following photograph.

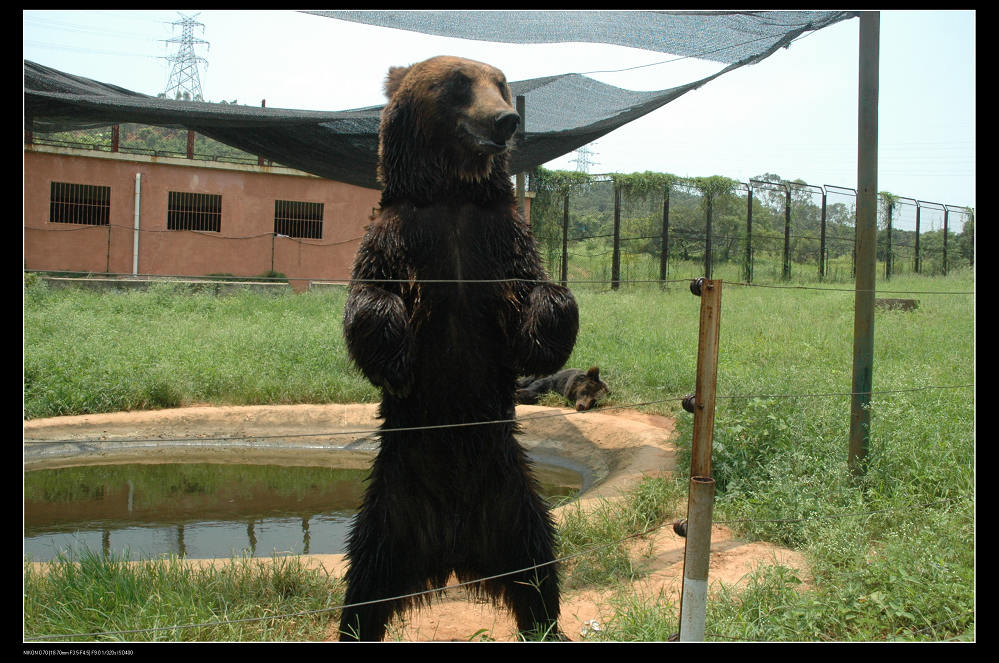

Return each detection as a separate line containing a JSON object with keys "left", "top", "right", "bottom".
{"left": 339, "top": 56, "right": 578, "bottom": 641}
{"left": 515, "top": 367, "right": 609, "bottom": 411}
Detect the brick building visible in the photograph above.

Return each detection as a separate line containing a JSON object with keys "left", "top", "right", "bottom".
{"left": 24, "top": 143, "right": 381, "bottom": 292}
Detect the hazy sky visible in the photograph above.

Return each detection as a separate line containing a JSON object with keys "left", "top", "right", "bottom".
{"left": 23, "top": 10, "right": 975, "bottom": 213}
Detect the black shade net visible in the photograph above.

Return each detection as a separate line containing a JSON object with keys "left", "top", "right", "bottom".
{"left": 24, "top": 11, "right": 857, "bottom": 190}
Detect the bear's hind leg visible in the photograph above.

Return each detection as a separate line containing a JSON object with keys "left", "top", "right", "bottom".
{"left": 468, "top": 469, "right": 563, "bottom": 640}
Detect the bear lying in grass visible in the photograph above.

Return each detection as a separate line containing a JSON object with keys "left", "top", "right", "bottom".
{"left": 515, "top": 367, "right": 609, "bottom": 411}
{"left": 339, "top": 56, "right": 578, "bottom": 642}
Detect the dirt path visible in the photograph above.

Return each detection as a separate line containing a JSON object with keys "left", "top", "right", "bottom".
{"left": 24, "top": 404, "right": 808, "bottom": 642}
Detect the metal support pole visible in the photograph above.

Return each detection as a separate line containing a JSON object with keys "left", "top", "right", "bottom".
{"left": 660, "top": 186, "right": 671, "bottom": 287}
{"left": 745, "top": 185, "right": 753, "bottom": 283}
{"left": 258, "top": 99, "right": 267, "bottom": 166}
{"left": 819, "top": 188, "right": 828, "bottom": 279}
{"left": 611, "top": 183, "right": 621, "bottom": 290}
{"left": 783, "top": 184, "right": 792, "bottom": 281}
{"left": 516, "top": 95, "right": 526, "bottom": 219}
{"left": 942, "top": 206, "right": 950, "bottom": 275}
{"left": 560, "top": 193, "right": 569, "bottom": 287}
{"left": 704, "top": 194, "right": 714, "bottom": 280}
{"left": 849, "top": 11, "right": 880, "bottom": 477}
{"left": 132, "top": 173, "right": 141, "bottom": 276}
{"left": 885, "top": 198, "right": 893, "bottom": 281}
{"left": 679, "top": 476, "right": 715, "bottom": 641}
{"left": 688, "top": 278, "right": 721, "bottom": 478}
{"left": 678, "top": 277, "right": 722, "bottom": 641}
{"left": 914, "top": 202, "right": 922, "bottom": 274}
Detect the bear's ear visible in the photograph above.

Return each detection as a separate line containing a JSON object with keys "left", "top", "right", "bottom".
{"left": 384, "top": 65, "right": 411, "bottom": 100}
{"left": 587, "top": 366, "right": 600, "bottom": 379}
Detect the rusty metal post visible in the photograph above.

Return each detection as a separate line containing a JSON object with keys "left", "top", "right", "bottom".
{"left": 186, "top": 129, "right": 195, "bottom": 159}
{"left": 678, "top": 277, "right": 722, "bottom": 640}
{"left": 688, "top": 278, "right": 721, "bottom": 478}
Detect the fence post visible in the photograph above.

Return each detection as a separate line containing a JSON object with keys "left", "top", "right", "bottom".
{"left": 914, "top": 202, "right": 922, "bottom": 274}
{"left": 680, "top": 278, "right": 722, "bottom": 642}
{"left": 885, "top": 197, "right": 893, "bottom": 281}
{"left": 819, "top": 187, "right": 828, "bottom": 279}
{"left": 516, "top": 96, "right": 526, "bottom": 220}
{"left": 783, "top": 183, "right": 792, "bottom": 281}
{"left": 745, "top": 184, "right": 753, "bottom": 283}
{"left": 849, "top": 10, "right": 880, "bottom": 478}
{"left": 560, "top": 193, "right": 569, "bottom": 287}
{"left": 678, "top": 277, "right": 721, "bottom": 641}
{"left": 611, "top": 183, "right": 621, "bottom": 290}
{"left": 687, "top": 278, "right": 721, "bottom": 480}
{"left": 660, "top": 185, "right": 671, "bottom": 287}
{"left": 704, "top": 194, "right": 714, "bottom": 280}
{"left": 942, "top": 206, "right": 950, "bottom": 276}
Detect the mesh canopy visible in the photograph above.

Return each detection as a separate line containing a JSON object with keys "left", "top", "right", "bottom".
{"left": 310, "top": 10, "right": 857, "bottom": 65}
{"left": 24, "top": 11, "right": 857, "bottom": 190}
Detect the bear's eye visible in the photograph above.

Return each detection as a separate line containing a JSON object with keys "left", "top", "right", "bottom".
{"left": 442, "top": 72, "right": 473, "bottom": 104}
{"left": 451, "top": 73, "right": 472, "bottom": 91}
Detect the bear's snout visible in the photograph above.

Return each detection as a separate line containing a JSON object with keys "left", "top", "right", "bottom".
{"left": 492, "top": 111, "right": 520, "bottom": 145}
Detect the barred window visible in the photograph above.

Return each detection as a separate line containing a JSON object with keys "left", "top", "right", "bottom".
{"left": 167, "top": 191, "right": 221, "bottom": 232}
{"left": 274, "top": 200, "right": 324, "bottom": 239}
{"left": 49, "top": 182, "right": 110, "bottom": 226}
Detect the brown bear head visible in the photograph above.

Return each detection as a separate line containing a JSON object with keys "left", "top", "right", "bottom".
{"left": 570, "top": 366, "right": 609, "bottom": 411}
{"left": 377, "top": 56, "right": 520, "bottom": 206}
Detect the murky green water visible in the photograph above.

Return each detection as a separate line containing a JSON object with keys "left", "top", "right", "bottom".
{"left": 23, "top": 461, "right": 582, "bottom": 562}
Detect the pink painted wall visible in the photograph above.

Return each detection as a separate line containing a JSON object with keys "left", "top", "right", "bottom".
{"left": 24, "top": 148, "right": 380, "bottom": 292}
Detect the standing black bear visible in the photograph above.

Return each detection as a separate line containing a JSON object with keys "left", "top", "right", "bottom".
{"left": 339, "top": 56, "right": 579, "bottom": 641}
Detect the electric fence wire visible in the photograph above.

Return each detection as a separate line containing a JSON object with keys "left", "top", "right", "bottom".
{"left": 24, "top": 384, "right": 973, "bottom": 448}
{"left": 23, "top": 250, "right": 973, "bottom": 641}
{"left": 26, "top": 494, "right": 971, "bottom": 642}
{"left": 23, "top": 268, "right": 975, "bottom": 297}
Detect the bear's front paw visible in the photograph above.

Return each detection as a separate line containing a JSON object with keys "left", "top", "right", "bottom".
{"left": 343, "top": 285, "right": 414, "bottom": 395}
{"left": 516, "top": 283, "right": 579, "bottom": 376}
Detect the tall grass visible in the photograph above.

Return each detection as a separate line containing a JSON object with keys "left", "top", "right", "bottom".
{"left": 23, "top": 552, "right": 342, "bottom": 642}
{"left": 23, "top": 267, "right": 974, "bottom": 641}
{"left": 24, "top": 281, "right": 375, "bottom": 419}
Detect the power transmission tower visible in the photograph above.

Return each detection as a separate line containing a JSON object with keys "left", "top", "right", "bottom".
{"left": 161, "top": 12, "right": 209, "bottom": 101}
{"left": 571, "top": 143, "right": 599, "bottom": 173}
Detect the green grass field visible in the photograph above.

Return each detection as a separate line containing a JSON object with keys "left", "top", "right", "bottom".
{"left": 23, "top": 266, "right": 974, "bottom": 641}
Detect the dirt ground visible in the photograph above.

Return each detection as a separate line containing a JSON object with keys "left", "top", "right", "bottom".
{"left": 23, "top": 403, "right": 808, "bottom": 642}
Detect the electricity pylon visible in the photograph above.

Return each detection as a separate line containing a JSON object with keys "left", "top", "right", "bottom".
{"left": 161, "top": 12, "right": 209, "bottom": 101}
{"left": 571, "top": 144, "right": 599, "bottom": 173}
